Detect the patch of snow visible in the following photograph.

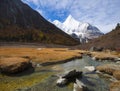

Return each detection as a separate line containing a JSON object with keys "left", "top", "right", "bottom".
{"left": 53, "top": 15, "right": 103, "bottom": 43}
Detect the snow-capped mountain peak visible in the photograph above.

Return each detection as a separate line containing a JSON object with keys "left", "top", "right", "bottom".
{"left": 63, "top": 15, "right": 78, "bottom": 25}
{"left": 53, "top": 15, "right": 104, "bottom": 43}
{"left": 63, "top": 15, "right": 81, "bottom": 30}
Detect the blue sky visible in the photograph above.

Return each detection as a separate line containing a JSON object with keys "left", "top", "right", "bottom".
{"left": 22, "top": 0, "right": 120, "bottom": 33}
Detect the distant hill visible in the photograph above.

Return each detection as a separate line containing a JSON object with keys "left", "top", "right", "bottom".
{"left": 79, "top": 23, "right": 120, "bottom": 50}
{"left": 0, "top": 0, "right": 79, "bottom": 45}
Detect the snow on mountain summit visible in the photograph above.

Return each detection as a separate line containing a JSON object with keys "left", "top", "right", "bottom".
{"left": 53, "top": 15, "right": 104, "bottom": 43}
{"left": 63, "top": 15, "right": 80, "bottom": 28}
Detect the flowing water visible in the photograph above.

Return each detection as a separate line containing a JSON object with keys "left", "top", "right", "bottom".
{"left": 0, "top": 56, "right": 117, "bottom": 91}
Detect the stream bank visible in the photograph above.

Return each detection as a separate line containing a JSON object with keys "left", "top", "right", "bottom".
{"left": 1, "top": 56, "right": 119, "bottom": 91}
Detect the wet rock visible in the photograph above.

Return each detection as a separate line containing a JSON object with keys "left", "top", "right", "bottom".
{"left": 73, "top": 79, "right": 86, "bottom": 91}
{"left": 56, "top": 77, "right": 68, "bottom": 86}
{"left": 84, "top": 66, "right": 95, "bottom": 72}
{"left": 62, "top": 70, "right": 82, "bottom": 80}
{"left": 116, "top": 61, "right": 120, "bottom": 64}
{"left": 115, "top": 58, "right": 120, "bottom": 61}
{"left": 0, "top": 57, "right": 32, "bottom": 74}
{"left": 73, "top": 83, "right": 83, "bottom": 91}
{"left": 56, "top": 70, "right": 83, "bottom": 86}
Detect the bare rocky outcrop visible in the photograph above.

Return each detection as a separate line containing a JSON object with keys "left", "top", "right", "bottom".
{"left": 0, "top": 57, "right": 32, "bottom": 74}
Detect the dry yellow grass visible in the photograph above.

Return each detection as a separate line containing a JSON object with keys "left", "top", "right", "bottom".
{"left": 110, "top": 81, "right": 120, "bottom": 91}
{"left": 0, "top": 47, "right": 119, "bottom": 63}
{"left": 113, "top": 70, "right": 120, "bottom": 80}
{"left": 96, "top": 64, "right": 120, "bottom": 75}
{"left": 91, "top": 51, "right": 119, "bottom": 60}
{"left": 0, "top": 47, "right": 82, "bottom": 63}
{"left": 0, "top": 57, "right": 29, "bottom": 66}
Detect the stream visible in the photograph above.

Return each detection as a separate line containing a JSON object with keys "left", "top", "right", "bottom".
{"left": 0, "top": 56, "right": 117, "bottom": 91}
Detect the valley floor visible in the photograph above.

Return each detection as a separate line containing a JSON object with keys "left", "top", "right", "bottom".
{"left": 0, "top": 43, "right": 119, "bottom": 64}
{"left": 0, "top": 43, "right": 120, "bottom": 91}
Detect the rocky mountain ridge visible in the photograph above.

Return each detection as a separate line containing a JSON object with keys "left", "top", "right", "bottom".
{"left": 53, "top": 15, "right": 103, "bottom": 43}
{"left": 79, "top": 23, "right": 120, "bottom": 50}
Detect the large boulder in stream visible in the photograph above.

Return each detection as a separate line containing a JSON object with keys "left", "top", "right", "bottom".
{"left": 0, "top": 57, "right": 32, "bottom": 74}
{"left": 56, "top": 70, "right": 82, "bottom": 86}
{"left": 62, "top": 70, "right": 82, "bottom": 80}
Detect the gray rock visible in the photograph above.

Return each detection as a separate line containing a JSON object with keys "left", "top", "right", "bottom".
{"left": 56, "top": 69, "right": 83, "bottom": 86}
{"left": 73, "top": 79, "right": 86, "bottom": 91}
{"left": 62, "top": 69, "right": 82, "bottom": 79}
{"left": 90, "top": 46, "right": 103, "bottom": 52}
{"left": 56, "top": 77, "right": 68, "bottom": 86}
